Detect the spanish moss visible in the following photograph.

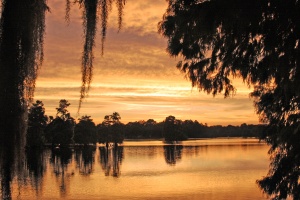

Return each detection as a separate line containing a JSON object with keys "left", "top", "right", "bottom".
{"left": 0, "top": 0, "right": 48, "bottom": 102}
{"left": 77, "top": 0, "right": 125, "bottom": 113}
{"left": 65, "top": 0, "right": 71, "bottom": 24}
{"left": 116, "top": 0, "right": 125, "bottom": 31}
{"left": 99, "top": 0, "right": 110, "bottom": 56}
{"left": 0, "top": 0, "right": 48, "bottom": 136}
{"left": 0, "top": 1, "right": 48, "bottom": 196}
{"left": 78, "top": 0, "right": 98, "bottom": 113}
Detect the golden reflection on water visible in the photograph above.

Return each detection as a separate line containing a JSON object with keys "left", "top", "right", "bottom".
{"left": 7, "top": 139, "right": 270, "bottom": 199}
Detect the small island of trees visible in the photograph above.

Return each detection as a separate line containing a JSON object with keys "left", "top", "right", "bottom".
{"left": 26, "top": 99, "right": 266, "bottom": 148}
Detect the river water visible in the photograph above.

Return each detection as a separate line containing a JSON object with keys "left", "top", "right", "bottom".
{"left": 2, "top": 138, "right": 270, "bottom": 199}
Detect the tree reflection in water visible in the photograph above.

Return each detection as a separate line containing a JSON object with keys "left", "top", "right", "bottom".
{"left": 75, "top": 146, "right": 96, "bottom": 175}
{"left": 99, "top": 145, "right": 123, "bottom": 177}
{"left": 50, "top": 147, "right": 73, "bottom": 197}
{"left": 0, "top": 114, "right": 27, "bottom": 200}
{"left": 0, "top": 144, "right": 26, "bottom": 200}
{"left": 0, "top": 145, "right": 14, "bottom": 200}
{"left": 163, "top": 145, "right": 183, "bottom": 165}
{"left": 25, "top": 148, "right": 46, "bottom": 194}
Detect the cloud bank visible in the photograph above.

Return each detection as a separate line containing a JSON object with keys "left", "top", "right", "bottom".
{"left": 34, "top": 0, "right": 259, "bottom": 125}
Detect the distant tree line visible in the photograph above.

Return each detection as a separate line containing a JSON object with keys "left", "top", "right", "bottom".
{"left": 26, "top": 100, "right": 266, "bottom": 148}
{"left": 107, "top": 116, "right": 265, "bottom": 140}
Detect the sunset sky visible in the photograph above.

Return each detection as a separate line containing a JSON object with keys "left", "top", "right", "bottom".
{"left": 34, "top": 0, "right": 260, "bottom": 126}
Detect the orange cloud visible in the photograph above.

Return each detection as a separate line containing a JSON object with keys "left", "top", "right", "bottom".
{"left": 34, "top": 0, "right": 259, "bottom": 126}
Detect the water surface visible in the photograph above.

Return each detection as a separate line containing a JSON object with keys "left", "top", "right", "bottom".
{"left": 4, "top": 138, "right": 270, "bottom": 199}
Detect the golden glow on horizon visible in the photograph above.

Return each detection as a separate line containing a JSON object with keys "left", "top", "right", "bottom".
{"left": 34, "top": 0, "right": 260, "bottom": 125}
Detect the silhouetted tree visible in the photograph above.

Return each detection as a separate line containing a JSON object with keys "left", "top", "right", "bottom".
{"left": 0, "top": 1, "right": 125, "bottom": 198}
{"left": 163, "top": 115, "right": 187, "bottom": 141}
{"left": 159, "top": 0, "right": 300, "bottom": 199}
{"left": 0, "top": 1, "right": 126, "bottom": 140}
{"left": 98, "top": 112, "right": 124, "bottom": 145}
{"left": 26, "top": 100, "right": 48, "bottom": 148}
{"left": 74, "top": 115, "right": 97, "bottom": 145}
{"left": 123, "top": 121, "right": 145, "bottom": 139}
{"left": 181, "top": 120, "right": 206, "bottom": 138}
{"left": 0, "top": 3, "right": 48, "bottom": 178}
{"left": 0, "top": 0, "right": 48, "bottom": 140}
{"left": 144, "top": 119, "right": 158, "bottom": 138}
{"left": 45, "top": 100, "right": 75, "bottom": 146}
{"left": 103, "top": 112, "right": 122, "bottom": 126}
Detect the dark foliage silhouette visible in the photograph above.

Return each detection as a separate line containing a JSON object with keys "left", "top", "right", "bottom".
{"left": 98, "top": 112, "right": 124, "bottom": 145}
{"left": 163, "top": 115, "right": 188, "bottom": 141}
{"left": 159, "top": 0, "right": 300, "bottom": 198}
{"left": 0, "top": 2, "right": 48, "bottom": 179}
{"left": 0, "top": 0, "right": 126, "bottom": 142}
{"left": 27, "top": 100, "right": 48, "bottom": 148}
{"left": 74, "top": 115, "right": 97, "bottom": 145}
{"left": 45, "top": 100, "right": 75, "bottom": 147}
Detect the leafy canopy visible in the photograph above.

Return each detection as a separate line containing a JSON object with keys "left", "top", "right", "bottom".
{"left": 159, "top": 0, "right": 300, "bottom": 199}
